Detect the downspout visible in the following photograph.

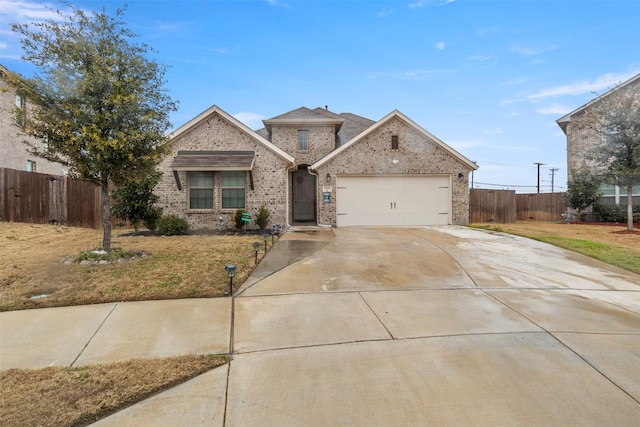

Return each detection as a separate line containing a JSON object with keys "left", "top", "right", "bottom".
{"left": 307, "top": 167, "right": 333, "bottom": 228}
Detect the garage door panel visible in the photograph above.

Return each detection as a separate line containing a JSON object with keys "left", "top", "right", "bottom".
{"left": 336, "top": 176, "right": 451, "bottom": 227}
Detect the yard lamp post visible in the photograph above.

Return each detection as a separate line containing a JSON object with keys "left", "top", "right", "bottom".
{"left": 262, "top": 233, "right": 269, "bottom": 254}
{"left": 224, "top": 264, "right": 236, "bottom": 296}
{"left": 253, "top": 242, "right": 261, "bottom": 264}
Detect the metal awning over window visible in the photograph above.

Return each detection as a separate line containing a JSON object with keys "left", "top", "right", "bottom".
{"left": 170, "top": 150, "right": 255, "bottom": 171}
{"left": 170, "top": 151, "right": 255, "bottom": 191}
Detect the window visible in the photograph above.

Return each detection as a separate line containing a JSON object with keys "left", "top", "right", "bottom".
{"left": 26, "top": 160, "right": 36, "bottom": 172}
{"left": 222, "top": 171, "right": 246, "bottom": 209}
{"left": 391, "top": 135, "right": 399, "bottom": 150}
{"left": 188, "top": 171, "right": 214, "bottom": 209}
{"left": 15, "top": 94, "right": 26, "bottom": 128}
{"left": 298, "top": 130, "right": 308, "bottom": 151}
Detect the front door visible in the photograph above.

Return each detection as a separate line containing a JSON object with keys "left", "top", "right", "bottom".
{"left": 292, "top": 168, "right": 316, "bottom": 222}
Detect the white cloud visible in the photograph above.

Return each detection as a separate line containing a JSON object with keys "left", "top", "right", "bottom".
{"left": 0, "top": 0, "right": 68, "bottom": 23}
{"left": 468, "top": 54, "right": 492, "bottom": 62}
{"left": 536, "top": 104, "right": 571, "bottom": 115}
{"left": 409, "top": 0, "right": 454, "bottom": 8}
{"left": 265, "top": 0, "right": 291, "bottom": 8}
{"left": 376, "top": 8, "right": 393, "bottom": 18}
{"left": 234, "top": 112, "right": 266, "bottom": 130}
{"left": 206, "top": 47, "right": 229, "bottom": 54}
{"left": 528, "top": 70, "right": 640, "bottom": 100}
{"left": 435, "top": 41, "right": 446, "bottom": 50}
{"left": 510, "top": 45, "right": 558, "bottom": 56}
{"left": 477, "top": 26, "right": 500, "bottom": 36}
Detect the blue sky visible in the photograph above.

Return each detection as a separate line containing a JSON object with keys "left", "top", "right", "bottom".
{"left": 2, "top": 0, "right": 639, "bottom": 192}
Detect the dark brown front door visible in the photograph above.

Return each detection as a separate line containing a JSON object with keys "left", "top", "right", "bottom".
{"left": 292, "top": 168, "right": 316, "bottom": 222}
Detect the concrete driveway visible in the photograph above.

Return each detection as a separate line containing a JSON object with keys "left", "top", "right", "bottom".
{"left": 227, "top": 227, "right": 640, "bottom": 426}
{"left": 47, "top": 225, "right": 638, "bottom": 426}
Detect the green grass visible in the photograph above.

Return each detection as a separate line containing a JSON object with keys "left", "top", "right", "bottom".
{"left": 534, "top": 236, "right": 640, "bottom": 273}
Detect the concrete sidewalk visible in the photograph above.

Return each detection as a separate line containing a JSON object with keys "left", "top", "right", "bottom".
{"left": 0, "top": 298, "right": 231, "bottom": 369}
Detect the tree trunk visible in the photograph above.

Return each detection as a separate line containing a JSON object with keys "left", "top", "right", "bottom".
{"left": 627, "top": 184, "right": 634, "bottom": 231}
{"left": 101, "top": 179, "right": 112, "bottom": 252}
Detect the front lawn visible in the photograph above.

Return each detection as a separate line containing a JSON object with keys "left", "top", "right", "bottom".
{"left": 0, "top": 222, "right": 273, "bottom": 312}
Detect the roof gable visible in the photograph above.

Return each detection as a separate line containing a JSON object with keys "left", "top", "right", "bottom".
{"left": 169, "top": 105, "right": 294, "bottom": 163}
{"left": 311, "top": 110, "right": 478, "bottom": 170}
{"left": 556, "top": 73, "right": 640, "bottom": 134}
{"left": 262, "top": 106, "right": 344, "bottom": 133}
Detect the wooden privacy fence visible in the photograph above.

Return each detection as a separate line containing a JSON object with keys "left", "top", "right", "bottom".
{"left": 0, "top": 168, "right": 102, "bottom": 228}
{"left": 469, "top": 189, "right": 517, "bottom": 223}
{"left": 469, "top": 189, "right": 567, "bottom": 223}
{"left": 516, "top": 192, "right": 566, "bottom": 221}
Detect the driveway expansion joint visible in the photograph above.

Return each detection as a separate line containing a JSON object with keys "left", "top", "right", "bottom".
{"left": 69, "top": 302, "right": 119, "bottom": 368}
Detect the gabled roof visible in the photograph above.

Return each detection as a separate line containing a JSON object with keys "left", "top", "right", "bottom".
{"left": 335, "top": 112, "right": 376, "bottom": 146}
{"left": 311, "top": 110, "right": 478, "bottom": 170}
{"left": 169, "top": 105, "right": 295, "bottom": 164}
{"left": 262, "top": 107, "right": 344, "bottom": 133}
{"left": 556, "top": 73, "right": 640, "bottom": 134}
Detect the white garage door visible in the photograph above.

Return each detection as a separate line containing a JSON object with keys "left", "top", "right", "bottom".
{"left": 336, "top": 175, "right": 451, "bottom": 227}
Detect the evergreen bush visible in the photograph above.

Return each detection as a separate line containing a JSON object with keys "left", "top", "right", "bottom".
{"left": 157, "top": 215, "right": 189, "bottom": 235}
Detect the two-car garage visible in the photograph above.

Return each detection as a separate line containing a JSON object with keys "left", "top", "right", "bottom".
{"left": 335, "top": 175, "right": 451, "bottom": 227}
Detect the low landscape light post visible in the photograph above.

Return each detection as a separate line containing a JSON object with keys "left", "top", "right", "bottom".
{"left": 224, "top": 264, "right": 236, "bottom": 296}
{"left": 253, "top": 242, "right": 261, "bottom": 264}
{"left": 262, "top": 234, "right": 269, "bottom": 254}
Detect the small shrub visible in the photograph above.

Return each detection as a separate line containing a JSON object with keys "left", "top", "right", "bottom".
{"left": 593, "top": 203, "right": 640, "bottom": 223}
{"left": 593, "top": 203, "right": 626, "bottom": 223}
{"left": 256, "top": 205, "right": 270, "bottom": 230}
{"left": 233, "top": 209, "right": 247, "bottom": 230}
{"left": 157, "top": 215, "right": 189, "bottom": 235}
{"left": 143, "top": 206, "right": 163, "bottom": 231}
{"left": 76, "top": 247, "right": 138, "bottom": 262}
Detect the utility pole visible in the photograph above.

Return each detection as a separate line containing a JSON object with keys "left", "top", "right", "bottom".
{"left": 534, "top": 162, "right": 545, "bottom": 193}
{"left": 550, "top": 168, "right": 559, "bottom": 193}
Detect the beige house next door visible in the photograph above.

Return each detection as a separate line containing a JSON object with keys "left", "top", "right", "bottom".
{"left": 336, "top": 175, "right": 451, "bottom": 227}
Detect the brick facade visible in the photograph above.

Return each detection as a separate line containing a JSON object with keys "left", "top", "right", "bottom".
{"left": 559, "top": 74, "right": 640, "bottom": 181}
{"left": 158, "top": 105, "right": 476, "bottom": 231}
{"left": 312, "top": 116, "right": 473, "bottom": 225}
{"left": 157, "top": 109, "right": 293, "bottom": 230}
{"left": 0, "top": 67, "right": 65, "bottom": 176}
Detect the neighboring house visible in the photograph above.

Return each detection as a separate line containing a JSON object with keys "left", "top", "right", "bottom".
{"left": 0, "top": 64, "right": 65, "bottom": 175}
{"left": 557, "top": 73, "right": 640, "bottom": 205}
{"left": 157, "top": 105, "right": 478, "bottom": 230}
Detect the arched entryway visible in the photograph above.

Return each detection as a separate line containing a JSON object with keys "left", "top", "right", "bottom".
{"left": 292, "top": 166, "right": 316, "bottom": 223}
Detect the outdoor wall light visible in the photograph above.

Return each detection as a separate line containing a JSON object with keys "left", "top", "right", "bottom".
{"left": 253, "top": 241, "right": 261, "bottom": 264}
{"left": 262, "top": 233, "right": 269, "bottom": 253}
{"left": 224, "top": 264, "right": 236, "bottom": 296}
{"left": 325, "top": 172, "right": 331, "bottom": 182}
{"left": 458, "top": 173, "right": 464, "bottom": 179}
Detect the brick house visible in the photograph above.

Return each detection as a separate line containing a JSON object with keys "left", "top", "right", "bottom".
{"left": 0, "top": 65, "right": 65, "bottom": 175}
{"left": 156, "top": 105, "right": 478, "bottom": 230}
{"left": 556, "top": 73, "right": 640, "bottom": 205}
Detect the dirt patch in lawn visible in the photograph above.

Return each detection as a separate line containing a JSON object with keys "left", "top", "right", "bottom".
{"left": 0, "top": 354, "right": 227, "bottom": 427}
{"left": 0, "top": 222, "right": 276, "bottom": 312}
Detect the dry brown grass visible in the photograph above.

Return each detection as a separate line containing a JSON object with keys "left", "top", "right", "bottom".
{"left": 0, "top": 222, "right": 273, "bottom": 312}
{"left": 0, "top": 354, "right": 227, "bottom": 427}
